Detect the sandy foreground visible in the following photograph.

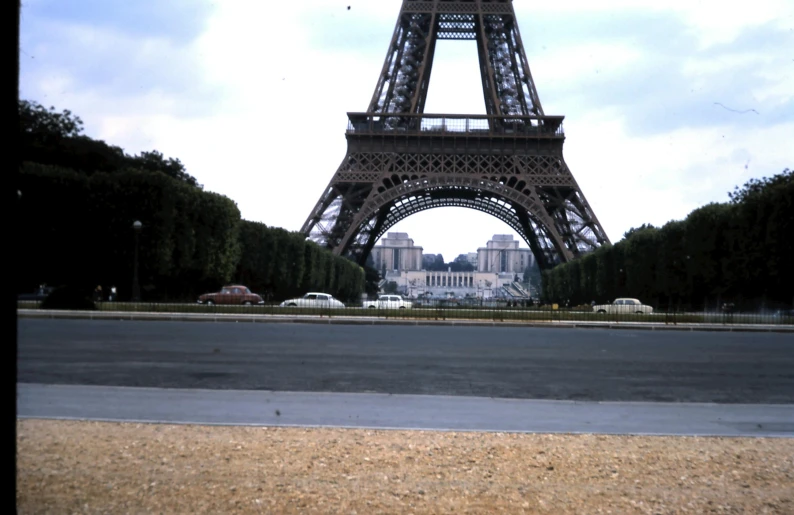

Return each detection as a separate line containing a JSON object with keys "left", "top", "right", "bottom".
{"left": 16, "top": 419, "right": 794, "bottom": 514}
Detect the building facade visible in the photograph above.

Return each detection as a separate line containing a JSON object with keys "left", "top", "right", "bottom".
{"left": 374, "top": 232, "right": 536, "bottom": 299}
{"left": 477, "top": 235, "right": 535, "bottom": 274}
{"left": 370, "top": 232, "right": 423, "bottom": 272}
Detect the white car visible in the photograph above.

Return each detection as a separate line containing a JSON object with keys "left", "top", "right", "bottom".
{"left": 279, "top": 292, "right": 346, "bottom": 309}
{"left": 363, "top": 295, "right": 413, "bottom": 309}
{"left": 593, "top": 298, "right": 653, "bottom": 314}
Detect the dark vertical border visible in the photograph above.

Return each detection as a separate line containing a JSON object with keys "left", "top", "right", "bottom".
{"left": 12, "top": 0, "right": 21, "bottom": 497}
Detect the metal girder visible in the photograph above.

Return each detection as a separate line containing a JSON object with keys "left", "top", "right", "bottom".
{"left": 301, "top": 0, "right": 610, "bottom": 270}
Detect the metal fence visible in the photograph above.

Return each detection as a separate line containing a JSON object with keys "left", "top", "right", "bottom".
{"left": 17, "top": 298, "right": 794, "bottom": 327}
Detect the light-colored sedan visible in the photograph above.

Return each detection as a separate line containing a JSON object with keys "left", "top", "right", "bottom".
{"left": 279, "top": 292, "right": 346, "bottom": 309}
{"left": 363, "top": 295, "right": 413, "bottom": 309}
{"left": 593, "top": 298, "right": 653, "bottom": 314}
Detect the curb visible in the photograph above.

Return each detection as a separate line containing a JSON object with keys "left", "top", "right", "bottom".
{"left": 16, "top": 310, "right": 794, "bottom": 333}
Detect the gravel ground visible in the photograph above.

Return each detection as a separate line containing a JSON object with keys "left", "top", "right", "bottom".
{"left": 17, "top": 419, "right": 794, "bottom": 514}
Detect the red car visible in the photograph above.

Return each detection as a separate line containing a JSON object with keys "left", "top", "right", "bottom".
{"left": 198, "top": 285, "right": 264, "bottom": 306}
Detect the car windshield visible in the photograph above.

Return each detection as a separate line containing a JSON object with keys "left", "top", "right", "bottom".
{"left": 221, "top": 288, "right": 233, "bottom": 294}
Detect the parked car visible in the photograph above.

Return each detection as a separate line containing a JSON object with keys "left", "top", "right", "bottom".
{"left": 197, "top": 285, "right": 264, "bottom": 305}
{"left": 279, "top": 292, "right": 346, "bottom": 309}
{"left": 363, "top": 295, "right": 412, "bottom": 309}
{"left": 592, "top": 298, "right": 653, "bottom": 314}
{"left": 18, "top": 286, "right": 55, "bottom": 301}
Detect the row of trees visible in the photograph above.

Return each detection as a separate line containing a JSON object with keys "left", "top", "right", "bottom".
{"left": 421, "top": 254, "right": 477, "bottom": 272}
{"left": 236, "top": 221, "right": 364, "bottom": 302}
{"left": 541, "top": 169, "right": 793, "bottom": 310}
{"left": 20, "top": 100, "right": 200, "bottom": 187}
{"left": 19, "top": 162, "right": 241, "bottom": 300}
{"left": 17, "top": 100, "right": 365, "bottom": 302}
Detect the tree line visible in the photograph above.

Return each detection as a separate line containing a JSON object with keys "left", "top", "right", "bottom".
{"left": 541, "top": 169, "right": 793, "bottom": 311}
{"left": 17, "top": 100, "right": 364, "bottom": 302}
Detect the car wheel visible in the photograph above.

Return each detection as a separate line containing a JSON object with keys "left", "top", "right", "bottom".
{"left": 368, "top": 306, "right": 376, "bottom": 309}
{"left": 399, "top": 306, "right": 405, "bottom": 309}
{"left": 288, "top": 303, "right": 297, "bottom": 307}
{"left": 635, "top": 310, "right": 643, "bottom": 314}
{"left": 597, "top": 309, "right": 606, "bottom": 313}
{"left": 206, "top": 300, "right": 214, "bottom": 306}
{"left": 243, "top": 301, "right": 252, "bottom": 306}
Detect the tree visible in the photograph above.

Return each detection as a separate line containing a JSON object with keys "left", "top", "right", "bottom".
{"left": 127, "top": 150, "right": 200, "bottom": 188}
{"left": 523, "top": 262, "right": 541, "bottom": 288}
{"left": 421, "top": 254, "right": 436, "bottom": 270}
{"left": 728, "top": 169, "right": 792, "bottom": 204}
{"left": 450, "top": 254, "right": 475, "bottom": 272}
{"left": 383, "top": 281, "right": 399, "bottom": 294}
{"left": 19, "top": 100, "right": 84, "bottom": 142}
{"left": 364, "top": 266, "right": 381, "bottom": 298}
{"left": 19, "top": 99, "right": 200, "bottom": 186}
{"left": 623, "top": 223, "right": 656, "bottom": 240}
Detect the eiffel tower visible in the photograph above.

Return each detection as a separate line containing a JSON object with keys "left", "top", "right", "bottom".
{"left": 300, "top": 0, "right": 610, "bottom": 270}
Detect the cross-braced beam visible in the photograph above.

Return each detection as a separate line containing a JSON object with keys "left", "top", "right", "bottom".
{"left": 301, "top": 1, "right": 610, "bottom": 270}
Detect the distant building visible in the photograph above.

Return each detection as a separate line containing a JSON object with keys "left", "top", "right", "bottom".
{"left": 477, "top": 235, "right": 534, "bottom": 274}
{"left": 370, "top": 232, "right": 423, "bottom": 272}
{"left": 373, "top": 233, "right": 535, "bottom": 299}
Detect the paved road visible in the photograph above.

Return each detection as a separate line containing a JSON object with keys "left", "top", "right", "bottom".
{"left": 18, "top": 319, "right": 794, "bottom": 403}
{"left": 18, "top": 384, "right": 794, "bottom": 437}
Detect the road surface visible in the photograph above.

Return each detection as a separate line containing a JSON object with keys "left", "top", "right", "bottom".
{"left": 17, "top": 319, "right": 794, "bottom": 404}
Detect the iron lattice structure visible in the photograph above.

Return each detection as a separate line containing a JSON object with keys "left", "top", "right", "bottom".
{"left": 301, "top": 0, "right": 610, "bottom": 270}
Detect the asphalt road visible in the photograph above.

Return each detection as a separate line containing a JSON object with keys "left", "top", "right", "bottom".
{"left": 17, "top": 319, "right": 794, "bottom": 404}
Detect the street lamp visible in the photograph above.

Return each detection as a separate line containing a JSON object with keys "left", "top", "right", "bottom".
{"left": 132, "top": 220, "right": 142, "bottom": 302}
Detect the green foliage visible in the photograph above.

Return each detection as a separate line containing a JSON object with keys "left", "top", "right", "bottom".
{"left": 19, "top": 99, "right": 200, "bottom": 187}
{"left": 235, "top": 222, "right": 364, "bottom": 303}
{"left": 542, "top": 170, "right": 793, "bottom": 310}
{"left": 728, "top": 168, "right": 791, "bottom": 204}
{"left": 18, "top": 99, "right": 365, "bottom": 304}
{"left": 423, "top": 254, "right": 447, "bottom": 271}
{"left": 383, "top": 281, "right": 399, "bottom": 294}
{"left": 363, "top": 265, "right": 381, "bottom": 298}
{"left": 450, "top": 254, "right": 475, "bottom": 272}
{"left": 19, "top": 100, "right": 84, "bottom": 141}
{"left": 18, "top": 163, "right": 240, "bottom": 300}
{"left": 127, "top": 150, "right": 199, "bottom": 188}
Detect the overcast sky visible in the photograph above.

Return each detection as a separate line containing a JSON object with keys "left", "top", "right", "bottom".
{"left": 20, "top": 0, "right": 793, "bottom": 260}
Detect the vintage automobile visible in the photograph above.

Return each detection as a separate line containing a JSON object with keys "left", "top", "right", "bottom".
{"left": 362, "top": 294, "right": 413, "bottom": 309}
{"left": 279, "top": 292, "right": 346, "bottom": 309}
{"left": 197, "top": 285, "right": 264, "bottom": 305}
{"left": 592, "top": 298, "right": 654, "bottom": 314}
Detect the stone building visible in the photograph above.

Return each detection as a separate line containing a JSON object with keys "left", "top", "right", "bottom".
{"left": 477, "top": 235, "right": 535, "bottom": 274}
{"left": 370, "top": 232, "right": 423, "bottom": 272}
{"left": 373, "top": 232, "right": 535, "bottom": 299}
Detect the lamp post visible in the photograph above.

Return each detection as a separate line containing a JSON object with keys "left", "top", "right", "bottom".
{"left": 132, "top": 220, "right": 142, "bottom": 302}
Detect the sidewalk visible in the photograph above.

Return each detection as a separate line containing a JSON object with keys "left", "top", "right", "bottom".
{"left": 17, "top": 383, "right": 794, "bottom": 437}
{"left": 16, "top": 309, "right": 794, "bottom": 333}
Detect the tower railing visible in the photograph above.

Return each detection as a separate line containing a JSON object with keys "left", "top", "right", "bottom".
{"left": 347, "top": 113, "right": 564, "bottom": 138}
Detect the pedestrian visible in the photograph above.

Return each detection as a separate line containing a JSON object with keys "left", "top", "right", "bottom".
{"left": 94, "top": 285, "right": 103, "bottom": 302}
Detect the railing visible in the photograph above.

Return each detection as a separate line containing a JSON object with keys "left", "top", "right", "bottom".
{"left": 347, "top": 112, "right": 565, "bottom": 138}
{"left": 17, "top": 299, "right": 794, "bottom": 327}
